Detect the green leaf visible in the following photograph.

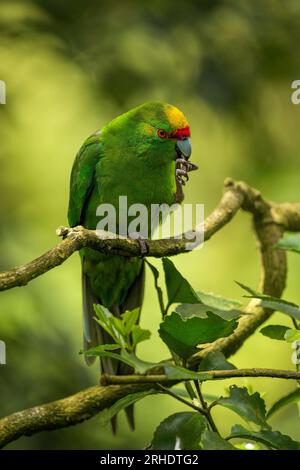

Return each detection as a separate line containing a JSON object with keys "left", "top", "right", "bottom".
{"left": 234, "top": 442, "right": 262, "bottom": 450}
{"left": 162, "top": 258, "right": 199, "bottom": 306}
{"left": 267, "top": 388, "right": 300, "bottom": 418}
{"left": 229, "top": 424, "right": 300, "bottom": 450}
{"left": 196, "top": 290, "right": 242, "bottom": 311}
{"left": 110, "top": 316, "right": 126, "bottom": 338}
{"left": 146, "top": 260, "right": 165, "bottom": 312}
{"left": 94, "top": 304, "right": 145, "bottom": 350}
{"left": 176, "top": 304, "right": 242, "bottom": 321}
{"left": 201, "top": 430, "right": 237, "bottom": 450}
{"left": 237, "top": 282, "right": 300, "bottom": 321}
{"left": 217, "top": 385, "right": 267, "bottom": 427}
{"left": 80, "top": 343, "right": 120, "bottom": 356}
{"left": 131, "top": 325, "right": 151, "bottom": 348}
{"left": 284, "top": 328, "right": 300, "bottom": 342}
{"left": 99, "top": 390, "right": 156, "bottom": 425}
{"left": 151, "top": 412, "right": 207, "bottom": 450}
{"left": 122, "top": 308, "right": 140, "bottom": 336}
{"left": 94, "top": 304, "right": 125, "bottom": 345}
{"left": 84, "top": 348, "right": 157, "bottom": 374}
{"left": 159, "top": 311, "right": 238, "bottom": 359}
{"left": 94, "top": 304, "right": 115, "bottom": 336}
{"left": 198, "top": 351, "right": 236, "bottom": 371}
{"left": 176, "top": 291, "right": 243, "bottom": 321}
{"left": 120, "top": 351, "right": 158, "bottom": 374}
{"left": 260, "top": 300, "right": 300, "bottom": 321}
{"left": 260, "top": 325, "right": 290, "bottom": 340}
{"left": 163, "top": 364, "right": 212, "bottom": 381}
{"left": 276, "top": 234, "right": 300, "bottom": 254}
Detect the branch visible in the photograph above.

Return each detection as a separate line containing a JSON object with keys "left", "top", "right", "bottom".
{"left": 0, "top": 178, "right": 245, "bottom": 291}
{"left": 1, "top": 178, "right": 300, "bottom": 447}
{"left": 101, "top": 368, "right": 300, "bottom": 385}
{"left": 0, "top": 384, "right": 158, "bottom": 449}
{"left": 1, "top": 366, "right": 299, "bottom": 448}
{"left": 1, "top": 178, "right": 298, "bottom": 292}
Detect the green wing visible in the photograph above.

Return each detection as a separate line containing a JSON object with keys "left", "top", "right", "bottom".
{"left": 68, "top": 131, "right": 102, "bottom": 227}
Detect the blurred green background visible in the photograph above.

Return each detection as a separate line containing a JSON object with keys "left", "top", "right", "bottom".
{"left": 1, "top": 0, "right": 300, "bottom": 449}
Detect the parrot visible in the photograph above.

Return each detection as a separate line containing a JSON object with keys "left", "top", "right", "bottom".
{"left": 68, "top": 102, "right": 197, "bottom": 431}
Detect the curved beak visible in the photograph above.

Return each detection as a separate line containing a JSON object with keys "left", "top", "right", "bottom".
{"left": 176, "top": 137, "right": 191, "bottom": 159}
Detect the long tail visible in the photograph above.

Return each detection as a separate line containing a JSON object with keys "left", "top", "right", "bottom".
{"left": 81, "top": 263, "right": 145, "bottom": 433}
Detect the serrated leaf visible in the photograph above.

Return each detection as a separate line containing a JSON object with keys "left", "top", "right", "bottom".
{"left": 99, "top": 390, "right": 156, "bottom": 425}
{"left": 201, "top": 430, "right": 236, "bottom": 450}
{"left": 181, "top": 290, "right": 243, "bottom": 320}
{"left": 176, "top": 303, "right": 243, "bottom": 321}
{"left": 159, "top": 311, "right": 238, "bottom": 359}
{"left": 267, "top": 388, "right": 300, "bottom": 419}
{"left": 217, "top": 385, "right": 267, "bottom": 427}
{"left": 260, "top": 325, "right": 290, "bottom": 340}
{"left": 162, "top": 258, "right": 199, "bottom": 306}
{"left": 197, "top": 290, "right": 242, "bottom": 310}
{"left": 237, "top": 282, "right": 300, "bottom": 320}
{"left": 151, "top": 412, "right": 207, "bottom": 450}
{"left": 198, "top": 351, "right": 236, "bottom": 371}
{"left": 276, "top": 234, "right": 300, "bottom": 254}
{"left": 229, "top": 424, "right": 300, "bottom": 450}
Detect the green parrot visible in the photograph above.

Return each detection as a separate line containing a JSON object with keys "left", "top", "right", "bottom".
{"left": 68, "top": 102, "right": 197, "bottom": 430}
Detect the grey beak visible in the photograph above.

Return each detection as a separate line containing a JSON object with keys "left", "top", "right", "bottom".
{"left": 176, "top": 137, "right": 191, "bottom": 159}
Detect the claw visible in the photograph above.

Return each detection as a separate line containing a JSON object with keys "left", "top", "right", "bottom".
{"left": 176, "top": 168, "right": 189, "bottom": 185}
{"left": 176, "top": 157, "right": 188, "bottom": 166}
{"left": 186, "top": 161, "right": 198, "bottom": 172}
{"left": 176, "top": 158, "right": 198, "bottom": 173}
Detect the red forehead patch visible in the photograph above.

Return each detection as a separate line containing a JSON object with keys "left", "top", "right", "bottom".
{"left": 169, "top": 126, "right": 190, "bottom": 140}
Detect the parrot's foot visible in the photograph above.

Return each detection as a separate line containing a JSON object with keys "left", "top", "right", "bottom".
{"left": 175, "top": 157, "right": 198, "bottom": 186}
{"left": 176, "top": 168, "right": 189, "bottom": 185}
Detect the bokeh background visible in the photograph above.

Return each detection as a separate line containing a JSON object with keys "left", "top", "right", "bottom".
{"left": 1, "top": 0, "right": 300, "bottom": 449}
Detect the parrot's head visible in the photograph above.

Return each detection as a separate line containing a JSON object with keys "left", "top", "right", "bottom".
{"left": 105, "top": 101, "right": 193, "bottom": 165}
{"left": 131, "top": 101, "right": 192, "bottom": 162}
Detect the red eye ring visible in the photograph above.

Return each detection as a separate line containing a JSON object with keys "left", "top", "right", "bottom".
{"left": 157, "top": 129, "right": 167, "bottom": 138}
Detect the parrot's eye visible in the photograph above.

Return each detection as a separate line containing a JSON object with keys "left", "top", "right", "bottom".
{"left": 157, "top": 129, "right": 167, "bottom": 139}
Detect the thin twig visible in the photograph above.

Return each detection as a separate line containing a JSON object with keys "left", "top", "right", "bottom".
{"left": 195, "top": 381, "right": 220, "bottom": 435}
{"left": 157, "top": 384, "right": 206, "bottom": 415}
{"left": 101, "top": 368, "right": 300, "bottom": 385}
